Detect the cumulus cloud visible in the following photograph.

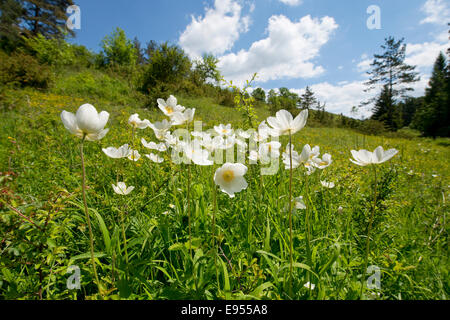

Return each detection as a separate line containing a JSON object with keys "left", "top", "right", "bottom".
{"left": 279, "top": 0, "right": 303, "bottom": 6}
{"left": 405, "top": 41, "right": 449, "bottom": 71}
{"left": 218, "top": 14, "right": 338, "bottom": 85}
{"left": 179, "top": 0, "right": 250, "bottom": 59}
{"left": 420, "top": 0, "right": 450, "bottom": 25}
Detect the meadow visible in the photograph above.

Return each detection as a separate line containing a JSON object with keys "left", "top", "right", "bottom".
{"left": 0, "top": 87, "right": 448, "bottom": 300}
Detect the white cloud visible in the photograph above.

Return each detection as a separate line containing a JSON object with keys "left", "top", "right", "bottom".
{"left": 420, "top": 0, "right": 450, "bottom": 25}
{"left": 279, "top": 0, "right": 303, "bottom": 6}
{"left": 218, "top": 14, "right": 338, "bottom": 85}
{"left": 179, "top": 0, "right": 250, "bottom": 59}
{"left": 405, "top": 41, "right": 448, "bottom": 71}
{"left": 291, "top": 81, "right": 375, "bottom": 118}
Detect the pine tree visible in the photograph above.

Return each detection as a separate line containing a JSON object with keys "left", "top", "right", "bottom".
{"left": 0, "top": 0, "right": 74, "bottom": 45}
{"left": 362, "top": 37, "right": 420, "bottom": 131}
{"left": 300, "top": 86, "right": 317, "bottom": 111}
{"left": 413, "top": 52, "right": 449, "bottom": 138}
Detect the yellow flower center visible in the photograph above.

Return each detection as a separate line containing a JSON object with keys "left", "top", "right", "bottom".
{"left": 166, "top": 107, "right": 173, "bottom": 114}
{"left": 268, "top": 144, "right": 272, "bottom": 153}
{"left": 222, "top": 170, "right": 235, "bottom": 183}
{"left": 222, "top": 129, "right": 227, "bottom": 134}
{"left": 320, "top": 161, "right": 328, "bottom": 166}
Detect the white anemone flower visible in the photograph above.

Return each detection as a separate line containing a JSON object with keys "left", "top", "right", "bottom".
{"left": 112, "top": 182, "right": 135, "bottom": 195}
{"left": 282, "top": 144, "right": 309, "bottom": 170}
{"left": 61, "top": 104, "right": 109, "bottom": 141}
{"left": 350, "top": 146, "right": 398, "bottom": 166}
{"left": 170, "top": 108, "right": 195, "bottom": 126}
{"left": 128, "top": 150, "right": 141, "bottom": 162}
{"left": 214, "top": 163, "right": 248, "bottom": 198}
{"left": 214, "top": 124, "right": 234, "bottom": 137}
{"left": 102, "top": 144, "right": 132, "bottom": 159}
{"left": 313, "top": 153, "right": 332, "bottom": 169}
{"left": 141, "top": 138, "right": 167, "bottom": 152}
{"left": 150, "top": 119, "right": 172, "bottom": 140}
{"left": 303, "top": 282, "right": 316, "bottom": 290}
{"left": 267, "top": 109, "right": 308, "bottom": 136}
{"left": 157, "top": 95, "right": 185, "bottom": 117}
{"left": 184, "top": 143, "right": 213, "bottom": 166}
{"left": 294, "top": 196, "right": 306, "bottom": 210}
{"left": 236, "top": 129, "right": 251, "bottom": 139}
{"left": 253, "top": 121, "right": 271, "bottom": 142}
{"left": 145, "top": 153, "right": 164, "bottom": 163}
{"left": 259, "top": 141, "right": 281, "bottom": 161}
{"left": 248, "top": 150, "right": 260, "bottom": 162}
{"left": 201, "top": 135, "right": 223, "bottom": 152}
{"left": 128, "top": 113, "right": 151, "bottom": 129}
{"left": 321, "top": 181, "right": 335, "bottom": 189}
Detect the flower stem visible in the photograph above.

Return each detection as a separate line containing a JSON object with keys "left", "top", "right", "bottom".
{"left": 80, "top": 139, "right": 102, "bottom": 296}
{"left": 361, "top": 166, "right": 377, "bottom": 299}
{"left": 120, "top": 206, "right": 129, "bottom": 279}
{"left": 211, "top": 165, "right": 219, "bottom": 286}
{"left": 288, "top": 133, "right": 293, "bottom": 297}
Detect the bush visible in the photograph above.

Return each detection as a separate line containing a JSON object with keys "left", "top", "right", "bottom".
{"left": 0, "top": 50, "right": 53, "bottom": 88}
{"left": 356, "top": 119, "right": 387, "bottom": 135}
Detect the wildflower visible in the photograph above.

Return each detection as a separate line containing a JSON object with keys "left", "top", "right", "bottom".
{"left": 214, "top": 163, "right": 248, "bottom": 198}
{"left": 157, "top": 95, "right": 185, "bottom": 117}
{"left": 350, "top": 146, "right": 398, "bottom": 166}
{"left": 141, "top": 138, "right": 167, "bottom": 152}
{"left": 128, "top": 113, "right": 151, "bottom": 129}
{"left": 214, "top": 124, "right": 234, "bottom": 137}
{"left": 170, "top": 108, "right": 196, "bottom": 126}
{"left": 128, "top": 150, "right": 141, "bottom": 162}
{"left": 102, "top": 144, "right": 132, "bottom": 159}
{"left": 313, "top": 153, "right": 332, "bottom": 169}
{"left": 294, "top": 196, "right": 307, "bottom": 210}
{"left": 184, "top": 142, "right": 213, "bottom": 166}
{"left": 112, "top": 182, "right": 135, "bottom": 196}
{"left": 150, "top": 119, "right": 172, "bottom": 140}
{"left": 267, "top": 109, "right": 308, "bottom": 136}
{"left": 304, "top": 282, "right": 316, "bottom": 290}
{"left": 145, "top": 153, "right": 164, "bottom": 163}
{"left": 321, "top": 181, "right": 335, "bottom": 189}
{"left": 61, "top": 104, "right": 109, "bottom": 141}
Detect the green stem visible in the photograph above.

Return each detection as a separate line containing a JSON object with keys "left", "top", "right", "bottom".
{"left": 211, "top": 165, "right": 218, "bottom": 286}
{"left": 120, "top": 206, "right": 129, "bottom": 279}
{"left": 361, "top": 166, "right": 377, "bottom": 299}
{"left": 288, "top": 133, "right": 293, "bottom": 297}
{"left": 80, "top": 138, "right": 102, "bottom": 296}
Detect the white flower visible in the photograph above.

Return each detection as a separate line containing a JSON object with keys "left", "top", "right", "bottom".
{"left": 214, "top": 163, "right": 248, "bottom": 198}
{"left": 294, "top": 196, "right": 307, "bottom": 210}
{"left": 150, "top": 119, "right": 172, "bottom": 140}
{"left": 303, "top": 282, "right": 315, "bottom": 290}
{"left": 253, "top": 121, "right": 271, "bottom": 142}
{"left": 321, "top": 181, "right": 335, "bottom": 189}
{"left": 184, "top": 142, "right": 213, "bottom": 166}
{"left": 128, "top": 150, "right": 141, "bottom": 162}
{"left": 267, "top": 109, "right": 308, "bottom": 136}
{"left": 236, "top": 129, "right": 251, "bottom": 139}
{"left": 102, "top": 144, "right": 132, "bottom": 159}
{"left": 313, "top": 153, "right": 332, "bottom": 169}
{"left": 145, "top": 153, "right": 164, "bottom": 163}
{"left": 259, "top": 141, "right": 281, "bottom": 162}
{"left": 201, "top": 135, "right": 223, "bottom": 152}
{"left": 170, "top": 108, "right": 195, "bottom": 125}
{"left": 248, "top": 150, "right": 260, "bottom": 162}
{"left": 157, "top": 95, "right": 185, "bottom": 117}
{"left": 282, "top": 144, "right": 309, "bottom": 170}
{"left": 141, "top": 138, "right": 167, "bottom": 152}
{"left": 128, "top": 113, "right": 151, "bottom": 129}
{"left": 214, "top": 124, "right": 234, "bottom": 137}
{"left": 350, "top": 146, "right": 398, "bottom": 166}
{"left": 61, "top": 104, "right": 109, "bottom": 141}
{"left": 112, "top": 182, "right": 135, "bottom": 195}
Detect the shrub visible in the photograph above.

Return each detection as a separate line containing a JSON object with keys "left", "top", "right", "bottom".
{"left": 0, "top": 50, "right": 53, "bottom": 88}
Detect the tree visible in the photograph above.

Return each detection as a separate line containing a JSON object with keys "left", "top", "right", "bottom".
{"left": 0, "top": 0, "right": 24, "bottom": 50}
{"left": 362, "top": 36, "right": 420, "bottom": 131}
{"left": 133, "top": 37, "right": 147, "bottom": 65}
{"left": 413, "top": 52, "right": 449, "bottom": 138}
{"left": 193, "top": 53, "right": 221, "bottom": 84}
{"left": 252, "top": 88, "right": 266, "bottom": 103}
{"left": 140, "top": 42, "right": 192, "bottom": 93}
{"left": 100, "top": 27, "right": 137, "bottom": 67}
{"left": 300, "top": 86, "right": 317, "bottom": 110}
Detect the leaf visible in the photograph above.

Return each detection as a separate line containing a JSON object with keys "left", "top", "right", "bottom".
{"left": 92, "top": 209, "right": 111, "bottom": 254}
{"left": 168, "top": 243, "right": 184, "bottom": 251}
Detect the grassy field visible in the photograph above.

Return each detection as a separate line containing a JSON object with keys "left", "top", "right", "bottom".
{"left": 0, "top": 88, "right": 448, "bottom": 300}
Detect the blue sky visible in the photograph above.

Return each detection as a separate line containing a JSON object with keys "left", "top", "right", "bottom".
{"left": 69, "top": 0, "right": 449, "bottom": 117}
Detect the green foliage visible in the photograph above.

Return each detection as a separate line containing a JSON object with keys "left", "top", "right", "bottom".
{"left": 140, "top": 42, "right": 192, "bottom": 95}
{"left": 0, "top": 50, "right": 53, "bottom": 88}
{"left": 100, "top": 28, "right": 137, "bottom": 68}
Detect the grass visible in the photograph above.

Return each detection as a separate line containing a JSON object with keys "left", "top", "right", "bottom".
{"left": 0, "top": 86, "right": 448, "bottom": 300}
